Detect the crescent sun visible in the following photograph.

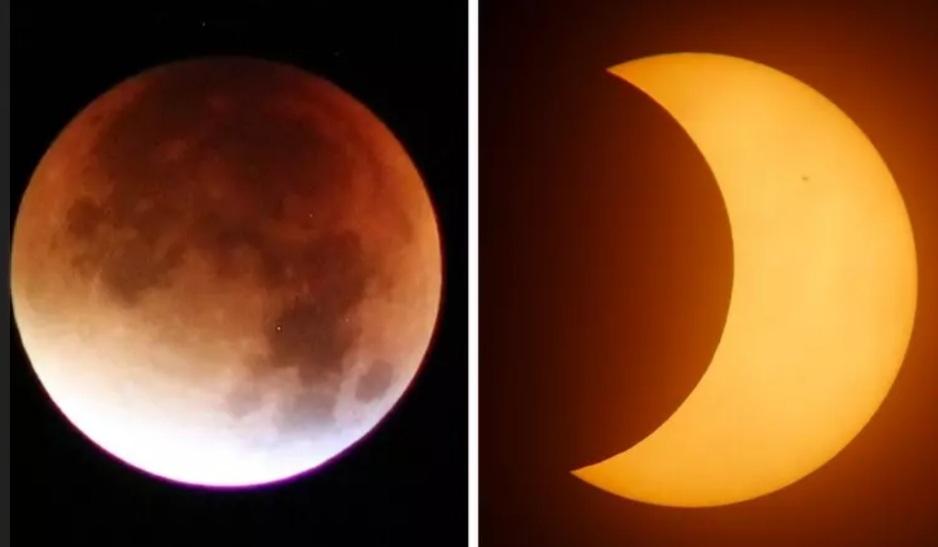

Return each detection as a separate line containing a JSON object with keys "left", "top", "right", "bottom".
{"left": 572, "top": 53, "right": 917, "bottom": 507}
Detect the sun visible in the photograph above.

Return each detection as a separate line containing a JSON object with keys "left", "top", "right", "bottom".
{"left": 573, "top": 53, "right": 917, "bottom": 507}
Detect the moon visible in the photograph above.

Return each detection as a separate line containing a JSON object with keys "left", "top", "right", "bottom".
{"left": 11, "top": 58, "right": 442, "bottom": 487}
{"left": 572, "top": 53, "right": 917, "bottom": 507}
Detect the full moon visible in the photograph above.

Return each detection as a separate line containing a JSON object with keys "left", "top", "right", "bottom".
{"left": 11, "top": 58, "right": 442, "bottom": 487}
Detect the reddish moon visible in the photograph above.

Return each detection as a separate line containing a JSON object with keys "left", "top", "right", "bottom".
{"left": 11, "top": 58, "right": 442, "bottom": 487}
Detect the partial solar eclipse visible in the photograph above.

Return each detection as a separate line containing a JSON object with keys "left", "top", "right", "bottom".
{"left": 11, "top": 58, "right": 442, "bottom": 487}
{"left": 572, "top": 53, "right": 917, "bottom": 507}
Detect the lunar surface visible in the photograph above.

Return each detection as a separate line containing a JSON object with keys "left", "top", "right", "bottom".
{"left": 11, "top": 58, "right": 442, "bottom": 487}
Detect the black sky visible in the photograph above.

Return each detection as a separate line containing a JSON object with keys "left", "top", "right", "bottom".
{"left": 12, "top": 3, "right": 467, "bottom": 545}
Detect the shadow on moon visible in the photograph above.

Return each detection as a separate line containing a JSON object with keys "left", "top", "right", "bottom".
{"left": 13, "top": 57, "right": 441, "bottom": 484}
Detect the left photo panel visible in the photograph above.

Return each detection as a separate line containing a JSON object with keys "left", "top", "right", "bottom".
{"left": 11, "top": 3, "right": 467, "bottom": 545}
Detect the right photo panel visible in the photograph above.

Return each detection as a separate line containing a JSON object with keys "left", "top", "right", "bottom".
{"left": 480, "top": 1, "right": 938, "bottom": 545}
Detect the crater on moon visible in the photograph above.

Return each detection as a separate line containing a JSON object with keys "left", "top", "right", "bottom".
{"left": 12, "top": 58, "right": 442, "bottom": 486}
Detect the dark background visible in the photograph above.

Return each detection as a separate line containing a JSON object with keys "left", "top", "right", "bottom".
{"left": 12, "top": 2, "right": 466, "bottom": 545}
{"left": 481, "top": 0, "right": 938, "bottom": 545}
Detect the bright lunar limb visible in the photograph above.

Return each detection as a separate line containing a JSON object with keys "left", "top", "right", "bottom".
{"left": 572, "top": 53, "right": 917, "bottom": 507}
{"left": 12, "top": 58, "right": 442, "bottom": 487}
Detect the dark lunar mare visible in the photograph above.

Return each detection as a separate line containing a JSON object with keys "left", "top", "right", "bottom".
{"left": 63, "top": 59, "right": 406, "bottom": 437}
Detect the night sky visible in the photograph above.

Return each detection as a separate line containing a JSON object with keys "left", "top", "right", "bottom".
{"left": 13, "top": 3, "right": 466, "bottom": 545}
{"left": 481, "top": 0, "right": 938, "bottom": 545}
